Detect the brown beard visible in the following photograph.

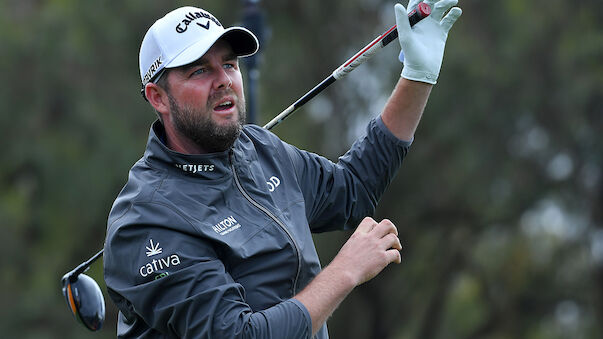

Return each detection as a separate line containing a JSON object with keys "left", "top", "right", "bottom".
{"left": 168, "top": 91, "right": 246, "bottom": 153}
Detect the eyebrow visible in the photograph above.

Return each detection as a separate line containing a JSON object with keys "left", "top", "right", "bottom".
{"left": 182, "top": 53, "right": 238, "bottom": 71}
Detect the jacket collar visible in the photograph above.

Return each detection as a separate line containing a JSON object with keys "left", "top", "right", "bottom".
{"left": 143, "top": 120, "right": 232, "bottom": 180}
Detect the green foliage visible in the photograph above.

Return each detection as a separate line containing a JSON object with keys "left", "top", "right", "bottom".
{"left": 1, "top": 0, "right": 601, "bottom": 338}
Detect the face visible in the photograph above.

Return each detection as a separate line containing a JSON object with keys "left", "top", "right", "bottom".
{"left": 162, "top": 40, "right": 246, "bottom": 153}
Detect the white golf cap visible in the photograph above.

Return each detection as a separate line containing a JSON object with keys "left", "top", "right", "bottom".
{"left": 139, "top": 6, "right": 259, "bottom": 86}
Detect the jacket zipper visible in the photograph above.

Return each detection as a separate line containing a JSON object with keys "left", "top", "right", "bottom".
{"left": 229, "top": 151, "right": 302, "bottom": 295}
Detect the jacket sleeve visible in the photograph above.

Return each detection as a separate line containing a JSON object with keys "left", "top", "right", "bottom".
{"left": 104, "top": 203, "right": 312, "bottom": 339}
{"left": 282, "top": 116, "right": 411, "bottom": 232}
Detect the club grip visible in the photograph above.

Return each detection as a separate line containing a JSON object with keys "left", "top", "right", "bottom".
{"left": 408, "top": 2, "right": 431, "bottom": 26}
{"left": 381, "top": 2, "right": 431, "bottom": 46}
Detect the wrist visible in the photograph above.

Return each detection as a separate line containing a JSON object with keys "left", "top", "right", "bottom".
{"left": 324, "top": 259, "right": 360, "bottom": 290}
{"left": 401, "top": 66, "right": 438, "bottom": 84}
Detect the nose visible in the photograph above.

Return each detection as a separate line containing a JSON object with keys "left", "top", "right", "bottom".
{"left": 215, "top": 68, "right": 232, "bottom": 90}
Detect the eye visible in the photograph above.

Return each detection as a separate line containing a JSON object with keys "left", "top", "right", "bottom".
{"left": 191, "top": 67, "right": 206, "bottom": 76}
{"left": 223, "top": 63, "right": 235, "bottom": 70}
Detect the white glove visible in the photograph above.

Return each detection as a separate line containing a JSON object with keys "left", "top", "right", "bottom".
{"left": 396, "top": 0, "right": 462, "bottom": 84}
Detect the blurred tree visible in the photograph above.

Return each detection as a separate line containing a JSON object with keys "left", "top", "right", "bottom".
{"left": 1, "top": 0, "right": 601, "bottom": 338}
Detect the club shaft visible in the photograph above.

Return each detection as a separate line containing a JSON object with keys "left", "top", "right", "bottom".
{"left": 263, "top": 3, "right": 429, "bottom": 130}
{"left": 67, "top": 249, "right": 104, "bottom": 281}
{"left": 263, "top": 26, "right": 398, "bottom": 130}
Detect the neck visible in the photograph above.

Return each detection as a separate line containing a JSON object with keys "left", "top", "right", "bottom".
{"left": 163, "top": 122, "right": 207, "bottom": 155}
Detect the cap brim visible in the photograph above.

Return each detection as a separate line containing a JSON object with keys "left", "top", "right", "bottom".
{"left": 165, "top": 27, "right": 259, "bottom": 69}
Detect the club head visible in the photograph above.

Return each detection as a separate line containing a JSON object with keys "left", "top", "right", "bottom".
{"left": 62, "top": 272, "right": 105, "bottom": 331}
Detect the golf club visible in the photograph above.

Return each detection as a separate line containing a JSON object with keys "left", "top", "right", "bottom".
{"left": 61, "top": 249, "right": 105, "bottom": 331}
{"left": 61, "top": 2, "right": 431, "bottom": 331}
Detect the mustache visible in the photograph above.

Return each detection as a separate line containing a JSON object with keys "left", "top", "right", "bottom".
{"left": 207, "top": 88, "right": 238, "bottom": 107}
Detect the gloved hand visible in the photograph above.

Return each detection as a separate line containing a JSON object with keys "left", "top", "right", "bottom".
{"left": 396, "top": 0, "right": 462, "bottom": 84}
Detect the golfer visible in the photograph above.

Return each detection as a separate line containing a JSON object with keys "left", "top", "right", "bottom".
{"left": 104, "top": 1, "right": 461, "bottom": 338}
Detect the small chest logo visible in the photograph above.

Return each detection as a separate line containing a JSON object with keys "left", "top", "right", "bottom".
{"left": 212, "top": 216, "right": 241, "bottom": 236}
{"left": 175, "top": 163, "right": 215, "bottom": 173}
{"left": 267, "top": 176, "right": 281, "bottom": 192}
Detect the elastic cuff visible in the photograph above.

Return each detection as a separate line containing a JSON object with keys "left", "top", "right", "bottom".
{"left": 290, "top": 298, "right": 313, "bottom": 338}
{"left": 401, "top": 67, "right": 438, "bottom": 85}
{"left": 376, "top": 116, "right": 413, "bottom": 146}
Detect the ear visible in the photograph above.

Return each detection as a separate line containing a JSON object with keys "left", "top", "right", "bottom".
{"left": 145, "top": 83, "right": 170, "bottom": 115}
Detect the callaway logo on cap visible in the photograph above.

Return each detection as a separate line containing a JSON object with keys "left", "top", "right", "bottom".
{"left": 139, "top": 6, "right": 259, "bottom": 88}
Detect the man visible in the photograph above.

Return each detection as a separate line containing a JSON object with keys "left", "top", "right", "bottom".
{"left": 104, "top": 1, "right": 461, "bottom": 338}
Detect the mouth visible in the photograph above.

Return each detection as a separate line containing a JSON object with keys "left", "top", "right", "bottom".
{"left": 213, "top": 98, "right": 235, "bottom": 112}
